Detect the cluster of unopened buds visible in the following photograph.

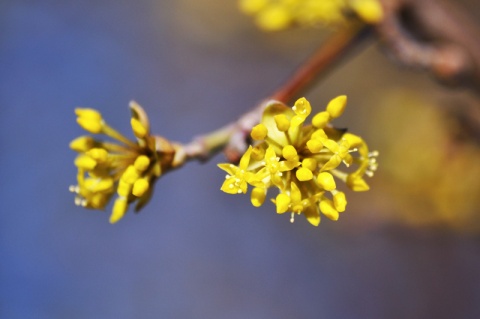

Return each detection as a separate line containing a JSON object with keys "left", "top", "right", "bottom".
{"left": 218, "top": 96, "right": 378, "bottom": 226}
{"left": 69, "top": 102, "right": 185, "bottom": 223}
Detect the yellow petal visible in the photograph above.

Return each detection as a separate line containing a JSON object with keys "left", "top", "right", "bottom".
{"left": 110, "top": 197, "right": 128, "bottom": 224}
{"left": 129, "top": 101, "right": 150, "bottom": 135}
{"left": 293, "top": 97, "right": 311, "bottom": 117}
{"left": 350, "top": 0, "right": 383, "bottom": 24}
{"left": 306, "top": 139, "right": 323, "bottom": 153}
{"left": 86, "top": 148, "right": 108, "bottom": 163}
{"left": 70, "top": 136, "right": 95, "bottom": 152}
{"left": 121, "top": 165, "right": 139, "bottom": 184}
{"left": 312, "top": 111, "right": 330, "bottom": 128}
{"left": 117, "top": 179, "right": 132, "bottom": 197}
{"left": 304, "top": 206, "right": 320, "bottom": 226}
{"left": 302, "top": 158, "right": 317, "bottom": 171}
{"left": 220, "top": 177, "right": 239, "bottom": 194}
{"left": 326, "top": 95, "right": 347, "bottom": 119}
{"left": 261, "top": 101, "right": 292, "bottom": 145}
{"left": 274, "top": 114, "right": 290, "bottom": 132}
{"left": 256, "top": 6, "right": 292, "bottom": 31}
{"left": 132, "top": 178, "right": 149, "bottom": 197}
{"left": 251, "top": 187, "right": 266, "bottom": 207}
{"left": 239, "top": 0, "right": 268, "bottom": 14}
{"left": 296, "top": 167, "right": 313, "bottom": 181}
{"left": 290, "top": 182, "right": 302, "bottom": 203}
{"left": 77, "top": 118, "right": 102, "bottom": 134}
{"left": 75, "top": 108, "right": 102, "bottom": 121}
{"left": 251, "top": 124, "right": 268, "bottom": 140}
{"left": 282, "top": 145, "right": 298, "bottom": 161}
{"left": 74, "top": 155, "right": 97, "bottom": 170}
{"left": 275, "top": 193, "right": 291, "bottom": 213}
{"left": 333, "top": 191, "right": 347, "bottom": 212}
{"left": 84, "top": 177, "right": 114, "bottom": 193}
{"left": 251, "top": 146, "right": 265, "bottom": 161}
{"left": 320, "top": 154, "right": 342, "bottom": 171}
{"left": 239, "top": 146, "right": 253, "bottom": 169}
{"left": 317, "top": 172, "right": 336, "bottom": 191}
{"left": 131, "top": 117, "right": 147, "bottom": 139}
{"left": 75, "top": 108, "right": 103, "bottom": 133}
{"left": 134, "top": 155, "right": 150, "bottom": 172}
{"left": 217, "top": 163, "right": 237, "bottom": 176}
{"left": 347, "top": 175, "right": 370, "bottom": 191}
{"left": 319, "top": 198, "right": 339, "bottom": 221}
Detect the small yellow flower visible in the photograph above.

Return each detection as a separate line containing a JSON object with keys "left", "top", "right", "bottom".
{"left": 70, "top": 101, "right": 184, "bottom": 223}
{"left": 239, "top": 0, "right": 383, "bottom": 31}
{"left": 218, "top": 96, "right": 378, "bottom": 227}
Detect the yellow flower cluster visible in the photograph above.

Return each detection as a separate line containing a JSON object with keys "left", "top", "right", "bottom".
{"left": 239, "top": 0, "right": 383, "bottom": 31}
{"left": 70, "top": 102, "right": 181, "bottom": 223}
{"left": 218, "top": 96, "right": 377, "bottom": 226}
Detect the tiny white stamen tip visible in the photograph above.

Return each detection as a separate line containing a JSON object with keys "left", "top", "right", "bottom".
{"left": 74, "top": 197, "right": 82, "bottom": 206}
{"left": 225, "top": 174, "right": 230, "bottom": 179}
{"left": 365, "top": 171, "right": 374, "bottom": 177}
{"left": 278, "top": 172, "right": 283, "bottom": 176}
{"left": 292, "top": 106, "right": 297, "bottom": 111}
{"left": 290, "top": 212, "right": 295, "bottom": 223}
{"left": 229, "top": 184, "right": 234, "bottom": 189}
{"left": 261, "top": 161, "right": 266, "bottom": 165}
{"left": 69, "top": 185, "right": 78, "bottom": 193}
{"left": 237, "top": 189, "right": 242, "bottom": 194}
{"left": 349, "top": 148, "right": 358, "bottom": 153}
{"left": 369, "top": 151, "right": 379, "bottom": 157}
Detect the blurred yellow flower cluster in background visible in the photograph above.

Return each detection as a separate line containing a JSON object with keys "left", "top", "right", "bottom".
{"left": 370, "top": 91, "right": 480, "bottom": 232}
{"left": 239, "top": 0, "right": 383, "bottom": 31}
{"left": 219, "top": 96, "right": 378, "bottom": 226}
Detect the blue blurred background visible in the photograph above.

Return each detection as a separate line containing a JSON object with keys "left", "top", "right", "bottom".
{"left": 1, "top": 1, "right": 480, "bottom": 318}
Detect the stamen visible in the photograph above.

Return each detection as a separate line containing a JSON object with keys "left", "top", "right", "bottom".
{"left": 290, "top": 212, "right": 295, "bottom": 223}
{"left": 74, "top": 197, "right": 82, "bottom": 206}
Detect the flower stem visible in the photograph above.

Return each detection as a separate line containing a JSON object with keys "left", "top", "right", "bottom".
{"left": 271, "top": 24, "right": 373, "bottom": 104}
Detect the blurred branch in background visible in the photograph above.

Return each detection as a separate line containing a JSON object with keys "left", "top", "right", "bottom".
{"left": 377, "top": 0, "right": 480, "bottom": 91}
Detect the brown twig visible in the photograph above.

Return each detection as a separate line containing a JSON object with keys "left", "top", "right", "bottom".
{"left": 376, "top": 0, "right": 480, "bottom": 91}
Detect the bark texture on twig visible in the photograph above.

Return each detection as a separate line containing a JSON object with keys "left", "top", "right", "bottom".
{"left": 376, "top": 0, "right": 480, "bottom": 91}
